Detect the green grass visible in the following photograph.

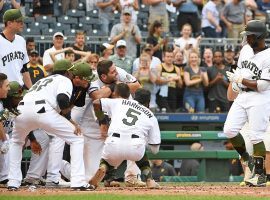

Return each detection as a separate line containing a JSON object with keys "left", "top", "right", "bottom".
{"left": 0, "top": 194, "right": 269, "bottom": 200}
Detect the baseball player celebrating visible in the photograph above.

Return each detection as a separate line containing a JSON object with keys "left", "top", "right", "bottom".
{"left": 89, "top": 84, "right": 161, "bottom": 188}
{"left": 0, "top": 9, "right": 32, "bottom": 89}
{"left": 224, "top": 20, "right": 270, "bottom": 186}
{"left": 7, "top": 59, "right": 94, "bottom": 191}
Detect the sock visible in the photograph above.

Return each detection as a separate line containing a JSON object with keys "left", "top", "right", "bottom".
{"left": 267, "top": 174, "right": 270, "bottom": 181}
{"left": 229, "top": 133, "right": 249, "bottom": 161}
{"left": 253, "top": 142, "right": 266, "bottom": 157}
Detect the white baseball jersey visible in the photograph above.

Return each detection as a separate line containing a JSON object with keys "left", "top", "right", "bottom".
{"left": 23, "top": 75, "right": 73, "bottom": 112}
{"left": 43, "top": 46, "right": 65, "bottom": 67}
{"left": 100, "top": 98, "right": 161, "bottom": 145}
{"left": 0, "top": 34, "right": 29, "bottom": 86}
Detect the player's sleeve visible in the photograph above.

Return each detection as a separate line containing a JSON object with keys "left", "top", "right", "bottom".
{"left": 260, "top": 59, "right": 270, "bottom": 81}
{"left": 88, "top": 80, "right": 100, "bottom": 94}
{"left": 148, "top": 117, "right": 161, "bottom": 145}
{"left": 56, "top": 77, "right": 73, "bottom": 99}
{"left": 117, "top": 67, "right": 137, "bottom": 83}
{"left": 100, "top": 98, "right": 114, "bottom": 116}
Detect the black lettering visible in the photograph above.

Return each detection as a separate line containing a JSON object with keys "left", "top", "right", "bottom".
{"left": 2, "top": 56, "right": 7, "bottom": 66}
{"left": 9, "top": 52, "right": 14, "bottom": 62}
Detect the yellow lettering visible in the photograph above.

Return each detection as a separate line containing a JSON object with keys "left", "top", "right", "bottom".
{"left": 33, "top": 70, "right": 40, "bottom": 78}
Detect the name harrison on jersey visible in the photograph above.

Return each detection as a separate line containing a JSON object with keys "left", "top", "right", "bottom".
{"left": 2, "top": 51, "right": 25, "bottom": 66}
{"left": 122, "top": 99, "right": 153, "bottom": 118}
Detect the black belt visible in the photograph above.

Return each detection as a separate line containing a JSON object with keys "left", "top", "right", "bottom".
{"left": 242, "top": 88, "right": 254, "bottom": 92}
{"left": 112, "top": 133, "right": 139, "bottom": 138}
{"left": 19, "top": 100, "right": 46, "bottom": 105}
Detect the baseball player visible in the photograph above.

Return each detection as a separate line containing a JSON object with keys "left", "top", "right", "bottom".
{"left": 7, "top": 59, "right": 94, "bottom": 191}
{"left": 225, "top": 20, "right": 270, "bottom": 186}
{"left": 89, "top": 85, "right": 161, "bottom": 189}
{"left": 0, "top": 9, "right": 32, "bottom": 89}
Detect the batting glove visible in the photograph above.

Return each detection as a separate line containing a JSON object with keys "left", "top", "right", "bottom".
{"left": 0, "top": 140, "right": 9, "bottom": 154}
{"left": 226, "top": 69, "right": 243, "bottom": 83}
{"left": 232, "top": 82, "right": 242, "bottom": 93}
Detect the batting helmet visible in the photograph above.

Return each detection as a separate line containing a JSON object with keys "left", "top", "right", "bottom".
{"left": 241, "top": 20, "right": 268, "bottom": 39}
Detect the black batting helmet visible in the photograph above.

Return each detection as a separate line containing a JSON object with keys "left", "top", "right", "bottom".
{"left": 241, "top": 20, "right": 268, "bottom": 39}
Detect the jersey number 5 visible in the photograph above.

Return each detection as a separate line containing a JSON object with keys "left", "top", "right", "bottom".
{"left": 122, "top": 108, "right": 141, "bottom": 126}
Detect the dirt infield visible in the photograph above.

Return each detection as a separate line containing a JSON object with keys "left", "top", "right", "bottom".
{"left": 0, "top": 184, "right": 270, "bottom": 197}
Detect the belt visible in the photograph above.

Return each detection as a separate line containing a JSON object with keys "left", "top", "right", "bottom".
{"left": 242, "top": 88, "right": 254, "bottom": 92}
{"left": 19, "top": 100, "right": 46, "bottom": 105}
{"left": 112, "top": 133, "right": 139, "bottom": 139}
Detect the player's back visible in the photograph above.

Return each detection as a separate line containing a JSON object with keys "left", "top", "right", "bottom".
{"left": 101, "top": 98, "right": 157, "bottom": 139}
{"left": 23, "top": 74, "right": 73, "bottom": 111}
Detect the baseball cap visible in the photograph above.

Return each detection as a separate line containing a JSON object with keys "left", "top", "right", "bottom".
{"left": 53, "top": 59, "right": 72, "bottom": 72}
{"left": 30, "top": 49, "right": 39, "bottom": 56}
{"left": 123, "top": 8, "right": 131, "bottom": 15}
{"left": 8, "top": 81, "right": 26, "bottom": 98}
{"left": 99, "top": 43, "right": 114, "bottom": 52}
{"left": 116, "top": 40, "right": 126, "bottom": 48}
{"left": 53, "top": 32, "right": 64, "bottom": 40}
{"left": 3, "top": 9, "right": 26, "bottom": 23}
{"left": 240, "top": 20, "right": 267, "bottom": 36}
{"left": 68, "top": 62, "right": 94, "bottom": 82}
{"left": 142, "top": 43, "right": 153, "bottom": 51}
{"left": 224, "top": 44, "right": 235, "bottom": 52}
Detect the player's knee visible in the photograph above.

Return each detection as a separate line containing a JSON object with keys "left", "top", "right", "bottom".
{"left": 223, "top": 125, "right": 238, "bottom": 138}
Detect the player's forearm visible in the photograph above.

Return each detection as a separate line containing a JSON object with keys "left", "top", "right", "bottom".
{"left": 0, "top": 0, "right": 4, "bottom": 10}
{"left": 93, "top": 99, "right": 106, "bottom": 121}
{"left": 227, "top": 82, "right": 238, "bottom": 101}
{"left": 90, "top": 87, "right": 112, "bottom": 100}
{"left": 44, "top": 64, "right": 54, "bottom": 72}
{"left": 0, "top": 123, "right": 7, "bottom": 141}
{"left": 127, "top": 81, "right": 141, "bottom": 94}
{"left": 241, "top": 79, "right": 258, "bottom": 91}
{"left": 22, "top": 72, "right": 33, "bottom": 89}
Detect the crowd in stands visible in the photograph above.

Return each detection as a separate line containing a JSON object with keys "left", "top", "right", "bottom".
{"left": 1, "top": 0, "right": 270, "bottom": 113}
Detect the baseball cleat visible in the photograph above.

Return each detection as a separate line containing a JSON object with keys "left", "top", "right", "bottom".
{"left": 104, "top": 180, "right": 121, "bottom": 187}
{"left": 0, "top": 179, "right": 8, "bottom": 185}
{"left": 89, "top": 165, "right": 107, "bottom": 188}
{"left": 7, "top": 186, "right": 18, "bottom": 191}
{"left": 125, "top": 179, "right": 146, "bottom": 187}
{"left": 71, "top": 183, "right": 95, "bottom": 191}
{"left": 21, "top": 178, "right": 46, "bottom": 186}
{"left": 146, "top": 179, "right": 160, "bottom": 189}
{"left": 245, "top": 174, "right": 266, "bottom": 187}
{"left": 45, "top": 179, "right": 70, "bottom": 188}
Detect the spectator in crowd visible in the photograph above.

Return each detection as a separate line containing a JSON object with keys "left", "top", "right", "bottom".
{"left": 255, "top": 0, "right": 269, "bottom": 20}
{"left": 99, "top": 42, "right": 114, "bottom": 61}
{"left": 109, "top": 40, "right": 133, "bottom": 73}
{"left": 86, "top": 0, "right": 98, "bottom": 11}
{"left": 173, "top": 0, "right": 202, "bottom": 35}
{"left": 132, "top": 44, "right": 161, "bottom": 110}
{"left": 27, "top": 49, "right": 47, "bottom": 84}
{"left": 201, "top": 0, "right": 222, "bottom": 38}
{"left": 96, "top": 0, "right": 120, "bottom": 35}
{"left": 207, "top": 50, "right": 230, "bottom": 113}
{"left": 224, "top": 140, "right": 244, "bottom": 176}
{"left": 174, "top": 23, "right": 201, "bottom": 64}
{"left": 110, "top": 8, "right": 141, "bottom": 59}
{"left": 224, "top": 44, "right": 236, "bottom": 68}
{"left": 43, "top": 32, "right": 65, "bottom": 73}
{"left": 132, "top": 53, "right": 157, "bottom": 109}
{"left": 201, "top": 48, "right": 213, "bottom": 68}
{"left": 119, "top": 0, "right": 139, "bottom": 24}
{"left": 49, "top": 47, "right": 90, "bottom": 63}
{"left": 151, "top": 160, "right": 177, "bottom": 182}
{"left": 72, "top": 31, "right": 92, "bottom": 61}
{"left": 147, "top": 20, "right": 168, "bottom": 61}
{"left": 220, "top": 0, "right": 245, "bottom": 39}
{"left": 143, "top": 0, "right": 169, "bottom": 33}
{"left": 179, "top": 142, "right": 203, "bottom": 176}
{"left": 0, "top": 0, "right": 21, "bottom": 29}
{"left": 88, "top": 53, "right": 99, "bottom": 79}
{"left": 183, "top": 50, "right": 208, "bottom": 113}
{"left": 33, "top": 0, "right": 53, "bottom": 16}
{"left": 26, "top": 37, "right": 43, "bottom": 65}
{"left": 156, "top": 49, "right": 183, "bottom": 113}
{"left": 62, "top": 0, "right": 78, "bottom": 15}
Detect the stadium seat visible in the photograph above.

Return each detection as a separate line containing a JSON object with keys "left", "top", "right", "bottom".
{"left": 24, "top": 17, "right": 35, "bottom": 26}
{"left": 77, "top": 2, "right": 86, "bottom": 11}
{"left": 64, "top": 29, "right": 76, "bottom": 36}
{"left": 77, "top": 23, "right": 92, "bottom": 32}
{"left": 57, "top": 16, "right": 78, "bottom": 25}
{"left": 79, "top": 16, "right": 94, "bottom": 25}
{"left": 86, "top": 9, "right": 99, "bottom": 18}
{"left": 140, "top": 4, "right": 149, "bottom": 12}
{"left": 22, "top": 28, "right": 40, "bottom": 36}
{"left": 66, "top": 9, "right": 85, "bottom": 18}
{"left": 29, "top": 22, "right": 49, "bottom": 30}
{"left": 41, "top": 28, "right": 57, "bottom": 36}
{"left": 35, "top": 16, "right": 57, "bottom": 24}
{"left": 50, "top": 22, "right": 70, "bottom": 30}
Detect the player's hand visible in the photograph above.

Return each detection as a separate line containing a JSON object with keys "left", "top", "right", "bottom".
{"left": 70, "top": 120, "right": 82, "bottom": 136}
{"left": 30, "top": 140, "right": 42, "bottom": 155}
{"left": 226, "top": 69, "right": 243, "bottom": 83}
{"left": 0, "top": 140, "right": 9, "bottom": 154}
{"left": 100, "top": 124, "right": 108, "bottom": 140}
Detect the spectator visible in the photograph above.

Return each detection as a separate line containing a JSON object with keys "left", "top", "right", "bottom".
{"left": 132, "top": 53, "right": 157, "bottom": 106}
{"left": 207, "top": 50, "right": 230, "bottom": 113}
{"left": 201, "top": 48, "right": 213, "bottom": 68}
{"left": 147, "top": 20, "right": 168, "bottom": 61}
{"left": 43, "top": 32, "right": 65, "bottom": 73}
{"left": 173, "top": 0, "right": 202, "bottom": 35}
{"left": 201, "top": 0, "right": 222, "bottom": 38}
{"left": 132, "top": 44, "right": 161, "bottom": 110}
{"left": 99, "top": 42, "right": 114, "bottom": 61}
{"left": 27, "top": 50, "right": 47, "bottom": 84}
{"left": 255, "top": 0, "right": 269, "bottom": 20}
{"left": 0, "top": 0, "right": 21, "bottom": 29}
{"left": 110, "top": 8, "right": 141, "bottom": 59}
{"left": 33, "top": 0, "right": 53, "bottom": 16}
{"left": 151, "top": 160, "right": 177, "bottom": 182}
{"left": 220, "top": 0, "right": 245, "bottom": 39}
{"left": 26, "top": 37, "right": 42, "bottom": 65}
{"left": 62, "top": 0, "right": 78, "bottom": 15}
{"left": 49, "top": 47, "right": 90, "bottom": 63}
{"left": 88, "top": 53, "right": 99, "bottom": 79}
{"left": 109, "top": 40, "right": 133, "bottom": 73}
{"left": 143, "top": 0, "right": 169, "bottom": 33}
{"left": 119, "top": 0, "right": 139, "bottom": 24}
{"left": 174, "top": 23, "right": 201, "bottom": 64}
{"left": 224, "top": 44, "right": 236, "bottom": 67}
{"left": 179, "top": 142, "right": 203, "bottom": 176}
{"left": 96, "top": 0, "right": 120, "bottom": 35}
{"left": 224, "top": 140, "right": 244, "bottom": 176}
{"left": 86, "top": 0, "right": 98, "bottom": 11}
{"left": 72, "top": 31, "right": 92, "bottom": 61}
{"left": 183, "top": 50, "right": 208, "bottom": 113}
{"left": 156, "top": 49, "right": 183, "bottom": 113}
